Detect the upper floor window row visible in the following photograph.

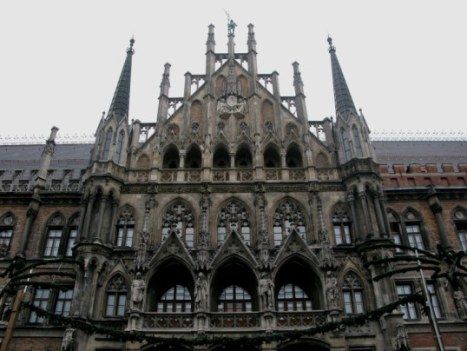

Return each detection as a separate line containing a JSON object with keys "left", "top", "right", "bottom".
{"left": 43, "top": 213, "right": 79, "bottom": 258}
{"left": 161, "top": 143, "right": 304, "bottom": 169}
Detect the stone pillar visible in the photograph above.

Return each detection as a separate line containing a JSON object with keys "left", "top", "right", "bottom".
{"left": 96, "top": 195, "right": 108, "bottom": 241}
{"left": 358, "top": 191, "right": 373, "bottom": 239}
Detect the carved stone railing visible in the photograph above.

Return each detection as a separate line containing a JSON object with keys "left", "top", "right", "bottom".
{"left": 289, "top": 169, "right": 305, "bottom": 181}
{"left": 185, "top": 170, "right": 201, "bottom": 182}
{"left": 237, "top": 169, "right": 253, "bottom": 181}
{"left": 210, "top": 312, "right": 260, "bottom": 328}
{"left": 160, "top": 170, "right": 177, "bottom": 182}
{"left": 213, "top": 169, "right": 230, "bottom": 182}
{"left": 276, "top": 310, "right": 328, "bottom": 327}
{"left": 265, "top": 169, "right": 281, "bottom": 181}
{"left": 142, "top": 313, "right": 194, "bottom": 329}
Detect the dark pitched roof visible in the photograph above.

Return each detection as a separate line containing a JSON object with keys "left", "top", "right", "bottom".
{"left": 372, "top": 140, "right": 467, "bottom": 169}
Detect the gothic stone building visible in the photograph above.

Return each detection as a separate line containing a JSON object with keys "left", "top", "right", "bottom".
{"left": 0, "top": 24, "right": 466, "bottom": 351}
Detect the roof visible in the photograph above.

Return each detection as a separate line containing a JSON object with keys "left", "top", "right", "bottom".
{"left": 372, "top": 140, "right": 467, "bottom": 169}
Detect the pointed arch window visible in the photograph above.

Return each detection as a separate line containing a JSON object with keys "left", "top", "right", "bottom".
{"left": 163, "top": 146, "right": 180, "bottom": 169}
{"left": 0, "top": 213, "right": 16, "bottom": 258}
{"left": 404, "top": 211, "right": 425, "bottom": 250}
{"left": 102, "top": 128, "right": 113, "bottom": 161}
{"left": 453, "top": 208, "right": 467, "bottom": 251}
{"left": 213, "top": 146, "right": 230, "bottom": 168}
{"left": 264, "top": 147, "right": 280, "bottom": 168}
{"left": 341, "top": 129, "right": 351, "bottom": 161}
{"left": 352, "top": 125, "right": 363, "bottom": 157}
{"left": 273, "top": 200, "right": 306, "bottom": 246}
{"left": 161, "top": 201, "right": 195, "bottom": 248}
{"left": 186, "top": 145, "right": 202, "bottom": 169}
{"left": 277, "top": 284, "right": 312, "bottom": 311}
{"left": 332, "top": 204, "right": 352, "bottom": 245}
{"left": 286, "top": 144, "right": 303, "bottom": 168}
{"left": 387, "top": 210, "right": 403, "bottom": 253}
{"left": 105, "top": 275, "right": 127, "bottom": 317}
{"left": 43, "top": 214, "right": 65, "bottom": 257}
{"left": 217, "top": 200, "right": 251, "bottom": 245}
{"left": 113, "top": 130, "right": 125, "bottom": 163}
{"left": 217, "top": 285, "right": 252, "bottom": 312}
{"left": 157, "top": 285, "right": 192, "bottom": 312}
{"left": 235, "top": 145, "right": 253, "bottom": 168}
{"left": 115, "top": 206, "right": 135, "bottom": 248}
{"left": 342, "top": 272, "right": 364, "bottom": 314}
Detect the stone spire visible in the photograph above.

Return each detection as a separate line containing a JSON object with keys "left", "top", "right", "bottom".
{"left": 206, "top": 24, "right": 216, "bottom": 78}
{"left": 227, "top": 17, "right": 237, "bottom": 58}
{"left": 107, "top": 37, "right": 135, "bottom": 122}
{"left": 327, "top": 36, "right": 357, "bottom": 119}
{"left": 157, "top": 63, "right": 171, "bottom": 122}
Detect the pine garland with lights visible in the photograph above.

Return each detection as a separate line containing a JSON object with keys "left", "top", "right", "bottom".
{"left": 23, "top": 293, "right": 427, "bottom": 347}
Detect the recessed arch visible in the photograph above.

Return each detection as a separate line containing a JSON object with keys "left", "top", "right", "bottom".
{"left": 235, "top": 144, "right": 253, "bottom": 168}
{"left": 274, "top": 256, "right": 323, "bottom": 310}
{"left": 211, "top": 258, "right": 258, "bottom": 312}
{"left": 264, "top": 144, "right": 281, "bottom": 168}
{"left": 186, "top": 144, "right": 202, "bottom": 169}
{"left": 286, "top": 143, "right": 303, "bottom": 168}
{"left": 162, "top": 144, "right": 180, "bottom": 169}
{"left": 136, "top": 153, "right": 150, "bottom": 169}
{"left": 147, "top": 259, "right": 194, "bottom": 312}
{"left": 213, "top": 144, "right": 230, "bottom": 168}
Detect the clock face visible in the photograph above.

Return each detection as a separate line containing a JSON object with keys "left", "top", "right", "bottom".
{"left": 227, "top": 95, "right": 237, "bottom": 106}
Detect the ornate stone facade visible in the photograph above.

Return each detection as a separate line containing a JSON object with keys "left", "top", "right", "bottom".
{"left": 0, "top": 23, "right": 466, "bottom": 351}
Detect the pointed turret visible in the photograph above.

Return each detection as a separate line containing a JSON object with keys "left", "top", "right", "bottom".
{"left": 227, "top": 17, "right": 237, "bottom": 58}
{"left": 107, "top": 37, "right": 135, "bottom": 122}
{"left": 328, "top": 36, "right": 357, "bottom": 119}
{"left": 206, "top": 24, "right": 216, "bottom": 78}
{"left": 157, "top": 63, "right": 171, "bottom": 122}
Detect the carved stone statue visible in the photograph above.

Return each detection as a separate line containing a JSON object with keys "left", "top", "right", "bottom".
{"left": 130, "top": 272, "right": 146, "bottom": 310}
{"left": 195, "top": 272, "right": 208, "bottom": 312}
{"left": 61, "top": 328, "right": 75, "bottom": 351}
{"left": 259, "top": 273, "right": 274, "bottom": 310}
{"left": 454, "top": 289, "right": 467, "bottom": 319}
{"left": 326, "top": 271, "right": 338, "bottom": 308}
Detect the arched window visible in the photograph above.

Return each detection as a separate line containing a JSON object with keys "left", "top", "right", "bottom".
{"left": 157, "top": 285, "right": 192, "bottom": 312}
{"left": 453, "top": 208, "right": 467, "bottom": 251}
{"left": 286, "top": 144, "right": 303, "bottom": 168}
{"left": 217, "top": 200, "right": 251, "bottom": 245}
{"left": 352, "top": 125, "right": 363, "bottom": 157}
{"left": 43, "top": 213, "right": 65, "bottom": 257}
{"left": 163, "top": 146, "right": 180, "bottom": 169}
{"left": 341, "top": 128, "right": 351, "bottom": 161}
{"left": 342, "top": 272, "right": 364, "bottom": 314}
{"left": 264, "top": 147, "right": 280, "bottom": 167}
{"left": 277, "top": 284, "right": 312, "bottom": 311}
{"left": 213, "top": 146, "right": 230, "bottom": 168}
{"left": 101, "top": 128, "right": 113, "bottom": 161}
{"left": 186, "top": 145, "right": 202, "bottom": 168}
{"left": 161, "top": 201, "right": 195, "bottom": 247}
{"left": 115, "top": 206, "right": 135, "bottom": 248}
{"left": 105, "top": 275, "right": 127, "bottom": 317}
{"left": 332, "top": 204, "right": 352, "bottom": 245}
{"left": 113, "top": 130, "right": 125, "bottom": 163}
{"left": 217, "top": 285, "right": 252, "bottom": 312}
{"left": 235, "top": 145, "right": 253, "bottom": 168}
{"left": 273, "top": 200, "right": 306, "bottom": 246}
{"left": 0, "top": 213, "right": 16, "bottom": 257}
{"left": 404, "top": 210, "right": 425, "bottom": 250}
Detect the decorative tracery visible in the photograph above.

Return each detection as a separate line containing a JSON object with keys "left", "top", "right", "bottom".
{"left": 217, "top": 199, "right": 251, "bottom": 245}
{"left": 273, "top": 200, "right": 306, "bottom": 245}
{"left": 161, "top": 201, "right": 195, "bottom": 247}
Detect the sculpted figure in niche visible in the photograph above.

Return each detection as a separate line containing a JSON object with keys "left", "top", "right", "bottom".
{"left": 195, "top": 272, "right": 209, "bottom": 312}
{"left": 326, "top": 271, "right": 338, "bottom": 308}
{"left": 259, "top": 273, "right": 274, "bottom": 310}
{"left": 131, "top": 272, "right": 146, "bottom": 310}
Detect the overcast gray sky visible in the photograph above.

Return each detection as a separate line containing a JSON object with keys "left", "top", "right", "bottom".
{"left": 1, "top": 0, "right": 466, "bottom": 142}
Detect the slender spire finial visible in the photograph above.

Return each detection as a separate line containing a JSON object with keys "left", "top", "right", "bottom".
{"left": 127, "top": 36, "right": 135, "bottom": 54}
{"left": 327, "top": 35, "right": 335, "bottom": 53}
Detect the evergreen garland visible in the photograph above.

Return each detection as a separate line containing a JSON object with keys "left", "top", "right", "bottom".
{"left": 23, "top": 293, "right": 427, "bottom": 347}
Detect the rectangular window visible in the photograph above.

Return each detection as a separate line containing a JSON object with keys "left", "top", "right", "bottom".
{"left": 54, "top": 289, "right": 73, "bottom": 316}
{"left": 65, "top": 228, "right": 77, "bottom": 257}
{"left": 0, "top": 228, "right": 13, "bottom": 256}
{"left": 217, "top": 226, "right": 226, "bottom": 243}
{"left": 427, "top": 283, "right": 442, "bottom": 319}
{"left": 241, "top": 226, "right": 250, "bottom": 245}
{"left": 30, "top": 289, "right": 50, "bottom": 324}
{"left": 334, "top": 224, "right": 352, "bottom": 245}
{"left": 406, "top": 224, "right": 424, "bottom": 250}
{"left": 44, "top": 229, "right": 63, "bottom": 257}
{"left": 456, "top": 222, "right": 467, "bottom": 251}
{"left": 125, "top": 226, "right": 134, "bottom": 247}
{"left": 390, "top": 222, "right": 404, "bottom": 253}
{"left": 396, "top": 283, "right": 418, "bottom": 320}
{"left": 185, "top": 227, "right": 194, "bottom": 248}
{"left": 273, "top": 226, "right": 283, "bottom": 246}
{"left": 334, "top": 225, "right": 343, "bottom": 245}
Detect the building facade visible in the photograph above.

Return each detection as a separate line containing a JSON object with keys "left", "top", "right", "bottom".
{"left": 0, "top": 23, "right": 466, "bottom": 351}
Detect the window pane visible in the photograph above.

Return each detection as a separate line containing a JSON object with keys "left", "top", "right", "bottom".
{"left": 106, "top": 294, "right": 115, "bottom": 316}
{"left": 125, "top": 227, "right": 134, "bottom": 247}
{"left": 65, "top": 229, "right": 77, "bottom": 257}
